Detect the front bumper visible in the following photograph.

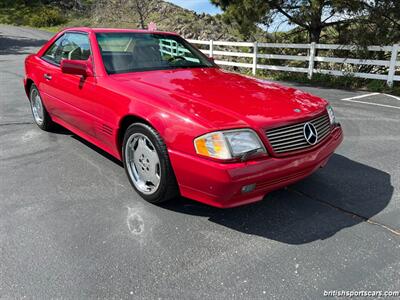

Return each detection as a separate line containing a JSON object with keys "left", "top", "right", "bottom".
{"left": 169, "top": 125, "right": 343, "bottom": 208}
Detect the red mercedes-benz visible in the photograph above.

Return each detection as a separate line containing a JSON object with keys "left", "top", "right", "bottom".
{"left": 24, "top": 28, "right": 343, "bottom": 208}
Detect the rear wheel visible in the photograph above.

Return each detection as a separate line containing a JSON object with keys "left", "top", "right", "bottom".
{"left": 29, "top": 84, "right": 54, "bottom": 131}
{"left": 122, "top": 123, "right": 179, "bottom": 204}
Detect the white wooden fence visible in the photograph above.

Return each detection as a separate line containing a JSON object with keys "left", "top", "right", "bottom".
{"left": 187, "top": 39, "right": 400, "bottom": 87}
{"left": 160, "top": 39, "right": 199, "bottom": 63}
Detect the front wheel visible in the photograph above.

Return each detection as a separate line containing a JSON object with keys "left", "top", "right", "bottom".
{"left": 122, "top": 123, "right": 179, "bottom": 204}
{"left": 29, "top": 84, "right": 54, "bottom": 131}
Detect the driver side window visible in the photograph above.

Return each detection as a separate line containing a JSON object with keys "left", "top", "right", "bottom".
{"left": 42, "top": 34, "right": 64, "bottom": 65}
{"left": 42, "top": 32, "right": 91, "bottom": 65}
{"left": 61, "top": 33, "right": 91, "bottom": 61}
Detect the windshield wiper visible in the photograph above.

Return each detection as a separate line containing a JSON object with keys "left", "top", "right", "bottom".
{"left": 168, "top": 65, "right": 208, "bottom": 69}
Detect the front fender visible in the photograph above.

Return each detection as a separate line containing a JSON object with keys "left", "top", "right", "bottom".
{"left": 120, "top": 100, "right": 210, "bottom": 156}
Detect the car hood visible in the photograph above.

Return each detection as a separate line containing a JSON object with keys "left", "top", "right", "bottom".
{"left": 113, "top": 67, "right": 328, "bottom": 129}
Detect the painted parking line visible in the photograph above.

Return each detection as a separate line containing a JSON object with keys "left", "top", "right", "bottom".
{"left": 383, "top": 93, "right": 400, "bottom": 101}
{"left": 339, "top": 92, "right": 400, "bottom": 110}
{"left": 340, "top": 93, "right": 380, "bottom": 101}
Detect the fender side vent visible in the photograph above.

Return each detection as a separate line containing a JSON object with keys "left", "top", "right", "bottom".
{"left": 101, "top": 124, "right": 113, "bottom": 136}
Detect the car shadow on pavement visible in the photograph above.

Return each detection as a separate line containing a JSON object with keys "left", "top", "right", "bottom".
{"left": 60, "top": 129, "right": 393, "bottom": 244}
{"left": 47, "top": 125, "right": 124, "bottom": 166}
{"left": 69, "top": 132, "right": 124, "bottom": 167}
{"left": 0, "top": 34, "right": 48, "bottom": 55}
{"left": 162, "top": 154, "right": 393, "bottom": 244}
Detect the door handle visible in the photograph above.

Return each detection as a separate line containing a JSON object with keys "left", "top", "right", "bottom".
{"left": 44, "top": 73, "right": 52, "bottom": 80}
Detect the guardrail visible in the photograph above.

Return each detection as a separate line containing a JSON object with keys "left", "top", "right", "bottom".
{"left": 187, "top": 39, "right": 400, "bottom": 87}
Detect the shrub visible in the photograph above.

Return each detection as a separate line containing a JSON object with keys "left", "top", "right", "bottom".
{"left": 29, "top": 6, "right": 66, "bottom": 27}
{"left": 366, "top": 80, "right": 386, "bottom": 92}
{"left": 257, "top": 70, "right": 400, "bottom": 95}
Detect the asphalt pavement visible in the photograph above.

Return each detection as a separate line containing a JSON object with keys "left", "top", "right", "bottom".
{"left": 0, "top": 25, "right": 399, "bottom": 299}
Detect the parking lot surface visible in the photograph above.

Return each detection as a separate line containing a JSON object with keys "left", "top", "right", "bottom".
{"left": 1, "top": 26, "right": 399, "bottom": 299}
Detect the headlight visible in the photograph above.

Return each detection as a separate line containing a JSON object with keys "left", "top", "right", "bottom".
{"left": 194, "top": 129, "right": 266, "bottom": 160}
{"left": 326, "top": 105, "right": 336, "bottom": 125}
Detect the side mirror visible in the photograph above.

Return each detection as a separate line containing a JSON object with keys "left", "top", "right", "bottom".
{"left": 61, "top": 59, "right": 93, "bottom": 77}
{"left": 208, "top": 56, "right": 215, "bottom": 63}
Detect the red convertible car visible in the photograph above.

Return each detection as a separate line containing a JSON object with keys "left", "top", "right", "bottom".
{"left": 24, "top": 28, "right": 343, "bottom": 208}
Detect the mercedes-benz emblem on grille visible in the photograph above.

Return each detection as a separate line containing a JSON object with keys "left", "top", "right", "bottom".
{"left": 294, "top": 108, "right": 301, "bottom": 113}
{"left": 303, "top": 122, "right": 318, "bottom": 145}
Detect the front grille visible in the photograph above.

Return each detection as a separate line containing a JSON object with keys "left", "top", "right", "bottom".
{"left": 266, "top": 113, "right": 331, "bottom": 154}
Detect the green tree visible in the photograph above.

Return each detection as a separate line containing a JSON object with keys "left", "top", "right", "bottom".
{"left": 337, "top": 0, "right": 400, "bottom": 45}
{"left": 210, "top": 0, "right": 400, "bottom": 44}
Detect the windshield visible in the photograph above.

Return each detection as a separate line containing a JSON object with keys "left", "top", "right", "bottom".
{"left": 96, "top": 32, "right": 215, "bottom": 74}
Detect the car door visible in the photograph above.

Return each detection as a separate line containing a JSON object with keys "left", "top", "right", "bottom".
{"left": 37, "top": 34, "right": 66, "bottom": 118}
{"left": 39, "top": 32, "right": 97, "bottom": 137}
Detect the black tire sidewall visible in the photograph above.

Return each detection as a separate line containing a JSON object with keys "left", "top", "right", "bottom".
{"left": 29, "top": 84, "right": 52, "bottom": 130}
{"left": 122, "top": 123, "right": 177, "bottom": 203}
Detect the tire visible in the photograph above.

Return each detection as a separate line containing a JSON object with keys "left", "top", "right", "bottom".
{"left": 29, "top": 84, "right": 54, "bottom": 131}
{"left": 122, "top": 123, "right": 179, "bottom": 204}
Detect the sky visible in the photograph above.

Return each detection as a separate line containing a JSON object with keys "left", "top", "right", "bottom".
{"left": 165, "top": 0, "right": 222, "bottom": 15}
{"left": 165, "top": 0, "right": 294, "bottom": 32}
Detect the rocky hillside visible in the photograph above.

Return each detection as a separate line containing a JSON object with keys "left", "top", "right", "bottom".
{"left": 89, "top": 0, "right": 245, "bottom": 41}
{"left": 0, "top": 0, "right": 266, "bottom": 40}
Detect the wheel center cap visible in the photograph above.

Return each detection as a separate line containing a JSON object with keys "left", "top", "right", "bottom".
{"left": 138, "top": 155, "right": 150, "bottom": 170}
